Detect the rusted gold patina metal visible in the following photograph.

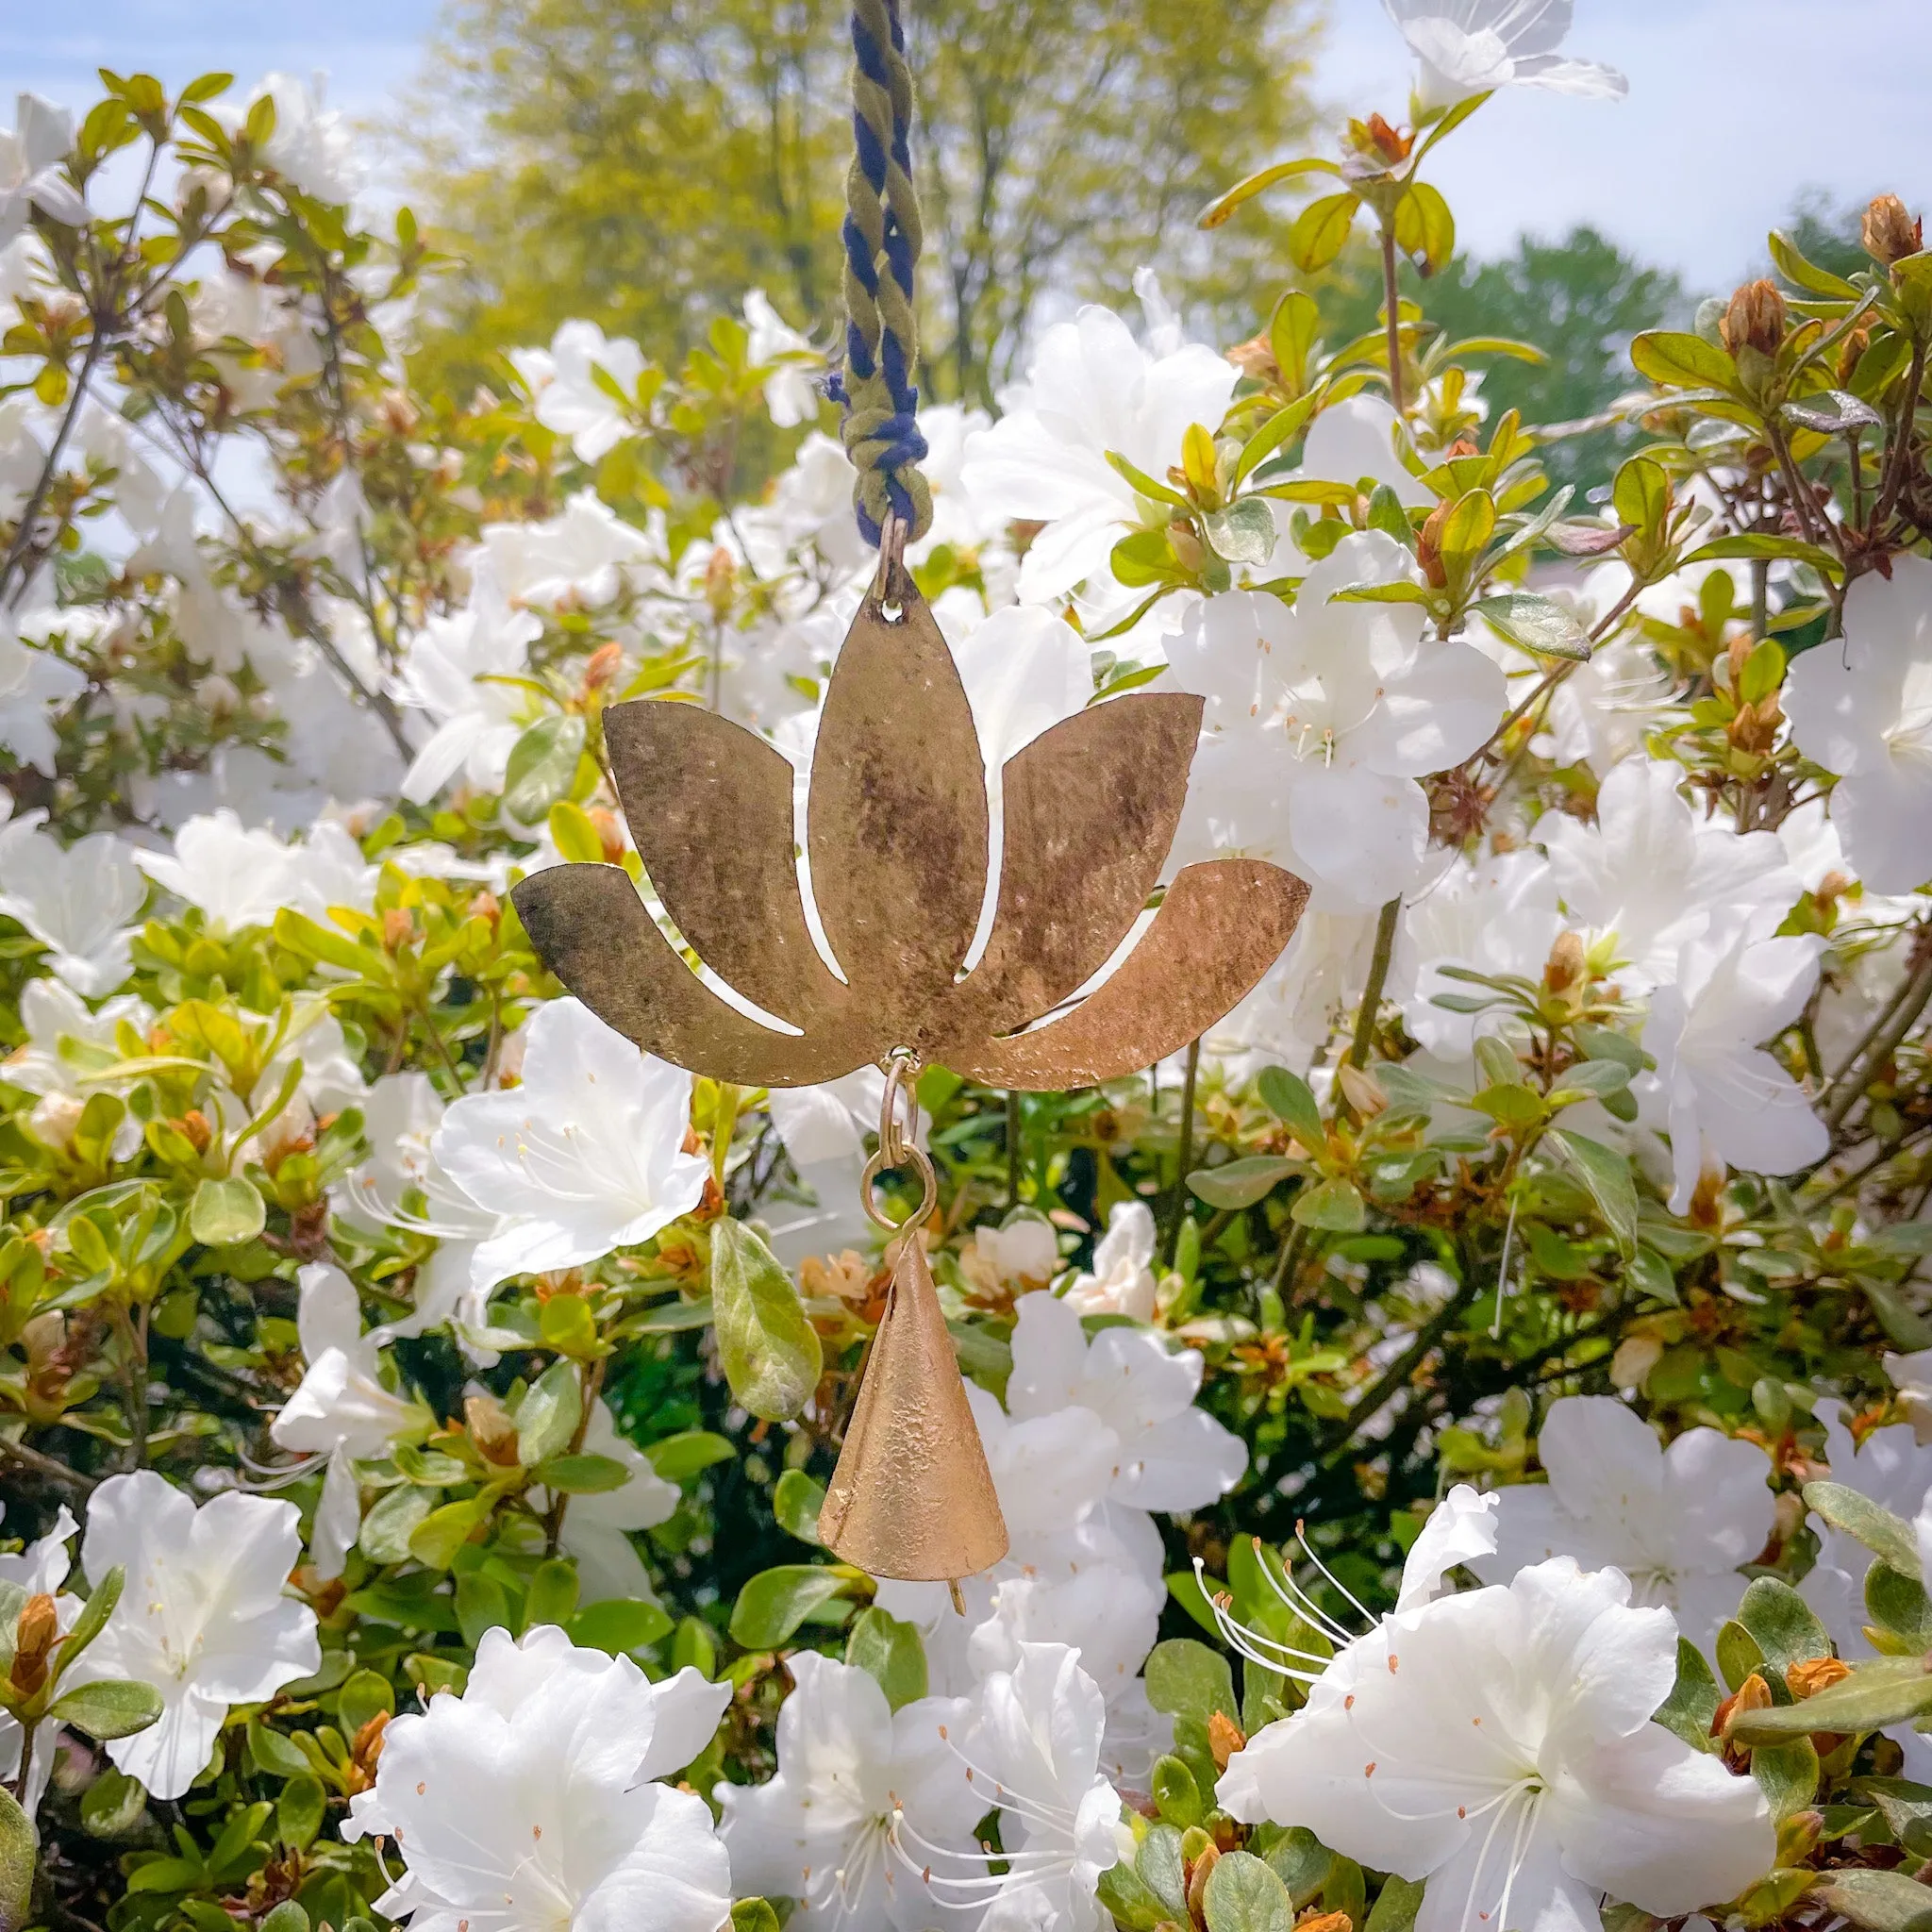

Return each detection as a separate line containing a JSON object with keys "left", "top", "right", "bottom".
{"left": 510, "top": 552, "right": 1309, "bottom": 1091}
{"left": 815, "top": 1055, "right": 1007, "bottom": 1581}
{"left": 508, "top": 528, "right": 1308, "bottom": 1585}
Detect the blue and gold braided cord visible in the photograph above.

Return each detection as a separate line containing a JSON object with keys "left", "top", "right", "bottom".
{"left": 835, "top": 0, "right": 932, "bottom": 547}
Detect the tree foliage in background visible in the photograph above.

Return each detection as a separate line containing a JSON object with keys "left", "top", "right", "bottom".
{"left": 399, "top": 0, "right": 1321, "bottom": 401}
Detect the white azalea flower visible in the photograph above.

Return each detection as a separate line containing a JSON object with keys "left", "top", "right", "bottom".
{"left": 1804, "top": 1399, "right": 1932, "bottom": 1678}
{"left": 1541, "top": 758, "right": 1800, "bottom": 987}
{"left": 508, "top": 320, "right": 647, "bottom": 463}
{"left": 947, "top": 1643, "right": 1123, "bottom": 1932}
{"left": 344, "top": 1072, "right": 512, "bottom": 1341}
{"left": 1007, "top": 1290, "right": 1247, "bottom": 1510}
{"left": 961, "top": 1218, "right": 1062, "bottom": 1297}
{"left": 1221, "top": 1557, "right": 1772, "bottom": 1932}
{"left": 3, "top": 977, "right": 152, "bottom": 1158}
{"left": 1784, "top": 553, "right": 1932, "bottom": 894}
{"left": 433, "top": 996, "right": 711, "bottom": 1292}
{"left": 1468, "top": 1396, "right": 1772, "bottom": 1649}
{"left": 391, "top": 583, "right": 545, "bottom": 804}
{"left": 1886, "top": 1348, "right": 1932, "bottom": 1445}
{"left": 1291, "top": 395, "right": 1428, "bottom": 509}
{"left": 72, "top": 1472, "right": 321, "bottom": 1799}
{"left": 0, "top": 822, "right": 144, "bottom": 994}
{"left": 0, "top": 1504, "right": 79, "bottom": 1810}
{"left": 1398, "top": 849, "right": 1563, "bottom": 1057}
{"left": 1383, "top": 0, "right": 1628, "bottom": 110}
{"left": 743, "top": 289, "right": 822, "bottom": 428}
{"left": 475, "top": 491, "right": 663, "bottom": 611}
{"left": 1638, "top": 930, "right": 1828, "bottom": 1212}
{"left": 960, "top": 304, "right": 1239, "bottom": 603}
{"left": 344, "top": 1624, "right": 731, "bottom": 1932}
{"left": 718, "top": 1651, "right": 980, "bottom": 1932}
{"left": 968, "top": 1562, "right": 1172, "bottom": 1789}
{"left": 226, "top": 74, "right": 360, "bottom": 202}
{"left": 132, "top": 810, "right": 296, "bottom": 931}
{"left": 0, "top": 93, "right": 89, "bottom": 242}
{"left": 1062, "top": 1201, "right": 1159, "bottom": 1322}
{"left": 761, "top": 1066, "right": 904, "bottom": 1264}
{"left": 1170, "top": 533, "right": 1506, "bottom": 908}
{"left": 541, "top": 1400, "right": 678, "bottom": 1604}
{"left": 269, "top": 1263, "right": 422, "bottom": 1579}
{"left": 0, "top": 596, "right": 88, "bottom": 772}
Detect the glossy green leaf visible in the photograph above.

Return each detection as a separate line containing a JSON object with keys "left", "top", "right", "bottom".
{"left": 712, "top": 1218, "right": 823, "bottom": 1422}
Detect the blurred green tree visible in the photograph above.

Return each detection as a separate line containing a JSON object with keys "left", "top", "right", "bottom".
{"left": 1325, "top": 225, "right": 1689, "bottom": 496}
{"left": 398, "top": 0, "right": 1322, "bottom": 402}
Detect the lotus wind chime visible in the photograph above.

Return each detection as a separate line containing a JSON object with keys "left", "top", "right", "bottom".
{"left": 509, "top": 0, "right": 1309, "bottom": 1591}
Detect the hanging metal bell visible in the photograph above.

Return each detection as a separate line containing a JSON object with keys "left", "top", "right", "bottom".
{"left": 817, "top": 1232, "right": 1008, "bottom": 1581}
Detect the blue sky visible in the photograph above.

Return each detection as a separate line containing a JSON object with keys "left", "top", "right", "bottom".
{"left": 8, "top": 0, "right": 1930, "bottom": 287}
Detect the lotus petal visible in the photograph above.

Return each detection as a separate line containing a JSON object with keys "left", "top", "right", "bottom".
{"left": 940, "top": 859, "right": 1309, "bottom": 1091}
{"left": 509, "top": 861, "right": 857, "bottom": 1085}
{"left": 605, "top": 697, "right": 846, "bottom": 1027}
{"left": 955, "top": 691, "right": 1204, "bottom": 1037}
{"left": 806, "top": 591, "right": 988, "bottom": 1021}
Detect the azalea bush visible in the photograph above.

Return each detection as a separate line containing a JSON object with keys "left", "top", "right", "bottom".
{"left": 6, "top": 8, "right": 1932, "bottom": 1932}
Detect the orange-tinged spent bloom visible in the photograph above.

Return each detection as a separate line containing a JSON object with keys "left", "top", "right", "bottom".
{"left": 1720, "top": 279, "right": 1786, "bottom": 358}
{"left": 1863, "top": 193, "right": 1923, "bottom": 265}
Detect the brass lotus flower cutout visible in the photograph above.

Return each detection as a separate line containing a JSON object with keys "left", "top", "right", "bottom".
{"left": 509, "top": 582, "right": 1308, "bottom": 1091}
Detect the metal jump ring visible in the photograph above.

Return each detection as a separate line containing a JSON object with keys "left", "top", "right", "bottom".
{"left": 864, "top": 1048, "right": 932, "bottom": 1229}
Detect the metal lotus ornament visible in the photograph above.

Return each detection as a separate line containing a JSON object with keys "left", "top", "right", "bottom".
{"left": 509, "top": 541, "right": 1308, "bottom": 1582}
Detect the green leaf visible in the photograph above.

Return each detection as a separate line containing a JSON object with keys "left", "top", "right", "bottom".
{"left": 730, "top": 1903, "right": 783, "bottom": 1932}
{"left": 455, "top": 1572, "right": 512, "bottom": 1649}
{"left": 845, "top": 1607, "right": 928, "bottom": 1711}
{"left": 1631, "top": 329, "right": 1740, "bottom": 393}
{"left": 1188, "top": 1157, "right": 1298, "bottom": 1209}
{"left": 0, "top": 1784, "right": 33, "bottom": 1932}
{"left": 568, "top": 1597, "right": 674, "bottom": 1657}
{"left": 1105, "top": 449, "right": 1190, "bottom": 509}
{"left": 408, "top": 1495, "right": 491, "bottom": 1570}
{"left": 1716, "top": 1618, "right": 1767, "bottom": 1695}
{"left": 1199, "top": 157, "right": 1343, "bottom": 228}
{"left": 1652, "top": 1637, "right": 1723, "bottom": 1752}
{"left": 646, "top": 1429, "right": 737, "bottom": 1482}
{"left": 1783, "top": 390, "right": 1883, "bottom": 434}
{"left": 1153, "top": 1754, "right": 1204, "bottom": 1831}
{"left": 1234, "top": 395, "right": 1319, "bottom": 484}
{"left": 1260, "top": 1827, "right": 1332, "bottom": 1907}
{"left": 79, "top": 1764, "right": 146, "bottom": 1839}
{"left": 1396, "top": 180, "right": 1455, "bottom": 275}
{"left": 1289, "top": 192, "right": 1362, "bottom": 274}
{"left": 728, "top": 1565, "right": 850, "bottom": 1648}
{"left": 1473, "top": 591, "right": 1591, "bottom": 661}
{"left": 1143, "top": 1638, "right": 1239, "bottom": 1725}
{"left": 532, "top": 1452, "right": 630, "bottom": 1493}
{"left": 1545, "top": 1058, "right": 1634, "bottom": 1103}
{"left": 358, "top": 1485, "right": 434, "bottom": 1565}
{"left": 1611, "top": 455, "right": 1671, "bottom": 537}
{"left": 1809, "top": 1868, "right": 1932, "bottom": 1932}
{"left": 1291, "top": 1177, "right": 1367, "bottom": 1232}
{"left": 523, "top": 1558, "right": 580, "bottom": 1633}
{"left": 59, "top": 1565, "right": 124, "bottom": 1667}
{"left": 246, "top": 1723, "right": 312, "bottom": 1779}
{"left": 1203, "top": 1850, "right": 1294, "bottom": 1932}
{"left": 516, "top": 1360, "right": 584, "bottom": 1467}
{"left": 276, "top": 1776, "right": 325, "bottom": 1854}
{"left": 1547, "top": 1129, "right": 1638, "bottom": 1256}
{"left": 1737, "top": 1576, "right": 1834, "bottom": 1677}
{"left": 1753, "top": 1736, "right": 1820, "bottom": 1820}
{"left": 712, "top": 1218, "right": 824, "bottom": 1422}
{"left": 1203, "top": 498, "right": 1279, "bottom": 566}
{"left": 46, "top": 1677, "right": 162, "bottom": 1741}
{"left": 1257, "top": 1065, "right": 1325, "bottom": 1148}
{"left": 1727, "top": 1657, "right": 1932, "bottom": 1742}
{"left": 1868, "top": 1562, "right": 1932, "bottom": 1651}
{"left": 190, "top": 1176, "right": 265, "bottom": 1246}
{"left": 774, "top": 1468, "right": 826, "bottom": 1545}
{"left": 1364, "top": 1875, "right": 1425, "bottom": 1932}
{"left": 1805, "top": 1480, "right": 1923, "bottom": 1574}
{"left": 502, "top": 714, "right": 587, "bottom": 822}
{"left": 337, "top": 1668, "right": 394, "bottom": 1738}
{"left": 1680, "top": 532, "right": 1846, "bottom": 581}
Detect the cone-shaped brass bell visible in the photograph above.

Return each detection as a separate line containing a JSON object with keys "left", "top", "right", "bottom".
{"left": 818, "top": 1234, "right": 1008, "bottom": 1580}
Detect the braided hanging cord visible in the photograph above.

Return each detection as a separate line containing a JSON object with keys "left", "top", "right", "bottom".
{"left": 836, "top": 0, "right": 932, "bottom": 547}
